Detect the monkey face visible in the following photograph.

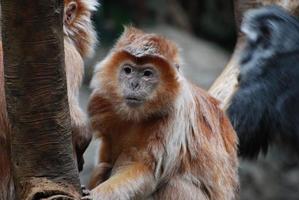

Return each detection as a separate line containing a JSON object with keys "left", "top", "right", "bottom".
{"left": 119, "top": 63, "right": 159, "bottom": 108}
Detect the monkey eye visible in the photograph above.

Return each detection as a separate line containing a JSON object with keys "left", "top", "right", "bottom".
{"left": 143, "top": 69, "right": 153, "bottom": 77}
{"left": 123, "top": 66, "right": 132, "bottom": 74}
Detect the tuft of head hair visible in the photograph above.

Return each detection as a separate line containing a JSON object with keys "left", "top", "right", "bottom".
{"left": 64, "top": 0, "right": 99, "bottom": 58}
{"left": 113, "top": 26, "right": 182, "bottom": 66}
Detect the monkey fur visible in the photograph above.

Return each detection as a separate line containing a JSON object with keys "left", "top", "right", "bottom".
{"left": 88, "top": 27, "right": 239, "bottom": 200}
{"left": 227, "top": 5, "right": 299, "bottom": 159}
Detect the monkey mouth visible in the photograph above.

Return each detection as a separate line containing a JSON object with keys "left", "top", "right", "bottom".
{"left": 125, "top": 97, "right": 144, "bottom": 107}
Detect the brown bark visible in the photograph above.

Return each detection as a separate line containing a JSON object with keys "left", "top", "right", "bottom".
{"left": 209, "top": 0, "right": 299, "bottom": 109}
{"left": 1, "top": 0, "right": 81, "bottom": 199}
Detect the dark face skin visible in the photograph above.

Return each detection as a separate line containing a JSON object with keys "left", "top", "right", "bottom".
{"left": 119, "top": 63, "right": 159, "bottom": 107}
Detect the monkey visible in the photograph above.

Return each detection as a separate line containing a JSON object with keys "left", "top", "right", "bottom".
{"left": 0, "top": 0, "right": 98, "bottom": 199}
{"left": 63, "top": 0, "right": 98, "bottom": 171}
{"left": 87, "top": 27, "right": 239, "bottom": 200}
{"left": 226, "top": 5, "right": 299, "bottom": 159}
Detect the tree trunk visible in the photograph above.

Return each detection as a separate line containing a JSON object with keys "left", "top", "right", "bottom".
{"left": 208, "top": 0, "right": 257, "bottom": 109}
{"left": 1, "top": 0, "right": 81, "bottom": 199}
{"left": 209, "top": 0, "right": 299, "bottom": 109}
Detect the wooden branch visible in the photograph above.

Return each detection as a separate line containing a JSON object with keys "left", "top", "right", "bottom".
{"left": 209, "top": 0, "right": 299, "bottom": 109}
{"left": 1, "top": 0, "right": 81, "bottom": 199}
{"left": 208, "top": 41, "right": 242, "bottom": 110}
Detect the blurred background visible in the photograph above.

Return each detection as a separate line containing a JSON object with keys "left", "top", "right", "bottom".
{"left": 79, "top": 1, "right": 299, "bottom": 199}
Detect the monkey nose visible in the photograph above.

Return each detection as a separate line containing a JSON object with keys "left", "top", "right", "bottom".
{"left": 130, "top": 81, "right": 140, "bottom": 90}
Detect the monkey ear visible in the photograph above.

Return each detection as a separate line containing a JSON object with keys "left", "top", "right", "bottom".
{"left": 65, "top": 1, "right": 78, "bottom": 25}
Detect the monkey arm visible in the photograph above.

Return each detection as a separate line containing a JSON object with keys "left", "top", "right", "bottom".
{"left": 69, "top": 105, "right": 92, "bottom": 171}
{"left": 89, "top": 162, "right": 112, "bottom": 189}
{"left": 65, "top": 40, "right": 92, "bottom": 171}
{"left": 69, "top": 96, "right": 92, "bottom": 171}
{"left": 89, "top": 137, "right": 113, "bottom": 188}
{"left": 90, "top": 163, "right": 156, "bottom": 200}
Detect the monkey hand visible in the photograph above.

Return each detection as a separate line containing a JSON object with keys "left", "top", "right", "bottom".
{"left": 89, "top": 163, "right": 156, "bottom": 200}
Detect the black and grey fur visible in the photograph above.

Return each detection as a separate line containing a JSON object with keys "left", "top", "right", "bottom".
{"left": 227, "top": 5, "right": 299, "bottom": 158}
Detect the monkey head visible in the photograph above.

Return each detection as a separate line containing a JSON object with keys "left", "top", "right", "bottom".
{"left": 91, "top": 27, "right": 182, "bottom": 121}
{"left": 239, "top": 5, "right": 299, "bottom": 82}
